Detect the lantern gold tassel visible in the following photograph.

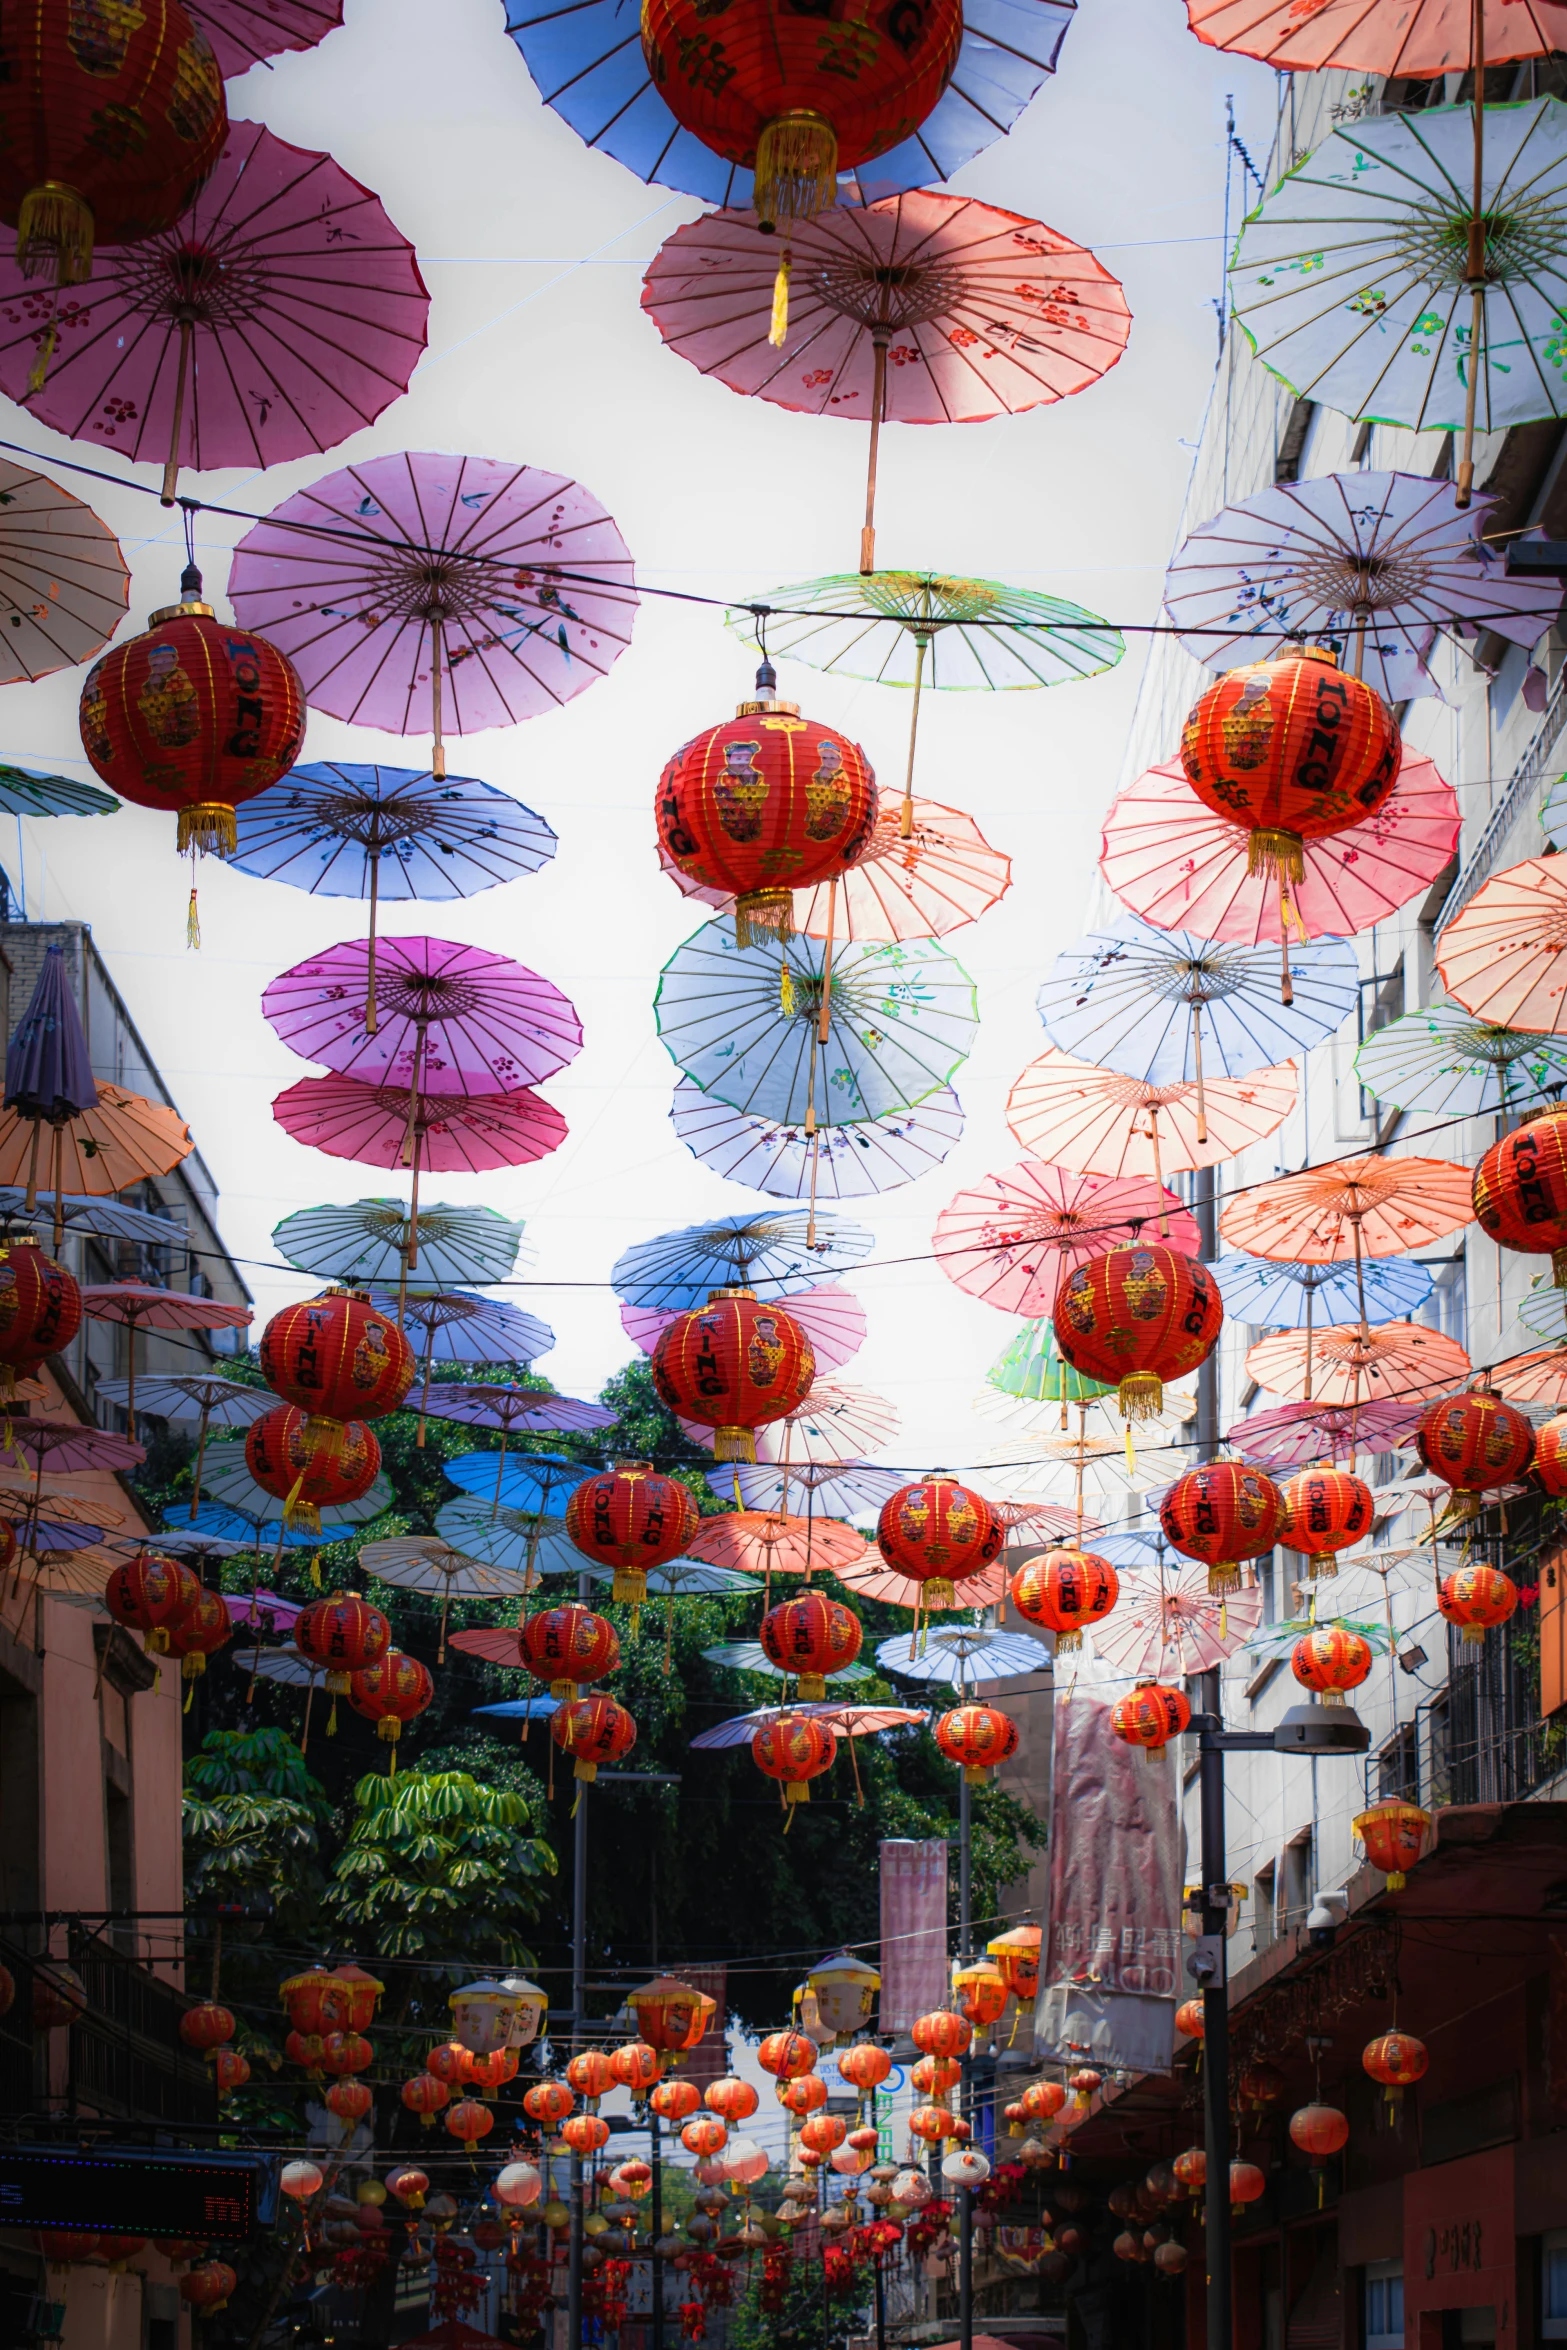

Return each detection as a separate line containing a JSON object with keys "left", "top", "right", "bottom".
{"left": 753, "top": 112, "right": 838, "bottom": 230}
{"left": 1246, "top": 826, "right": 1305, "bottom": 885}
{"left": 17, "top": 182, "right": 94, "bottom": 285}
{"left": 768, "top": 248, "right": 793, "bottom": 349}
{"left": 186, "top": 884, "right": 201, "bottom": 951}
{"left": 178, "top": 804, "right": 238, "bottom": 857}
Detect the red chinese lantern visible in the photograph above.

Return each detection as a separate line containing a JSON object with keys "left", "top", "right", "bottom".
{"left": 1009, "top": 1549, "right": 1118, "bottom": 1649}
{"left": 179, "top": 2261, "right": 238, "bottom": 2313}
{"left": 987, "top": 1926, "right": 1041, "bottom": 2003}
{"left": 1288, "top": 2104, "right": 1349, "bottom": 2161}
{"left": 1171, "top": 2148, "right": 1205, "bottom": 2196}
{"left": 1363, "top": 2030, "right": 1428, "bottom": 2110}
{"left": 105, "top": 1552, "right": 200, "bottom": 1656}
{"left": 388, "top": 2168, "right": 429, "bottom": 2209}
{"left": 638, "top": 0, "right": 961, "bottom": 233}
{"left": 610, "top": 2041, "right": 662, "bottom": 2095}
{"left": 552, "top": 1693, "right": 638, "bottom": 1782}
{"left": 285, "top": 2028, "right": 328, "bottom": 2076}
{"left": 758, "top": 2030, "right": 818, "bottom": 2082}
{"left": 0, "top": 1237, "right": 81, "bottom": 1396}
{"left": 1291, "top": 1625, "right": 1373, "bottom": 1705}
{"left": 258, "top": 1288, "right": 416, "bottom": 1460}
{"left": 1154, "top": 2242, "right": 1188, "bottom": 2277}
{"left": 759, "top": 1590, "right": 863, "bottom": 1698}
{"left": 1473, "top": 1105, "right": 1567, "bottom": 1286}
{"left": 629, "top": 1974, "right": 718, "bottom": 2058}
{"left": 567, "top": 2050, "right": 615, "bottom": 2105}
{"left": 0, "top": 1, "right": 226, "bottom": 285}
{"left": 326, "top": 2079, "right": 373, "bottom": 2124}
{"left": 1279, "top": 1466, "right": 1373, "bottom": 1578}
{"left": 562, "top": 2113, "right": 610, "bottom": 2155}
{"left": 327, "top": 1965, "right": 382, "bottom": 2032}
{"left": 1230, "top": 2163, "right": 1267, "bottom": 2216}
{"left": 1536, "top": 1412, "right": 1567, "bottom": 1494}
{"left": 244, "top": 1404, "right": 380, "bottom": 1535}
{"left": 1110, "top": 1681, "right": 1192, "bottom": 1753}
{"left": 800, "top": 2114, "right": 848, "bottom": 2155}
{"left": 320, "top": 2031, "right": 373, "bottom": 2078}
{"left": 468, "top": 2048, "right": 520, "bottom": 2100}
{"left": 655, "top": 683, "right": 879, "bottom": 941}
{"left": 518, "top": 1603, "right": 620, "bottom": 1698}
{"left": 1180, "top": 647, "right": 1401, "bottom": 881}
{"left": 426, "top": 2044, "right": 472, "bottom": 2090}
{"left": 1353, "top": 1799, "right": 1430, "bottom": 1891}
{"left": 682, "top": 2115, "right": 728, "bottom": 2156}
{"left": 1416, "top": 1390, "right": 1534, "bottom": 1516}
{"left": 651, "top": 2076, "right": 701, "bottom": 2121}
{"left": 447, "top": 2098, "right": 495, "bottom": 2145}
{"left": 908, "top": 2104, "right": 959, "bottom": 2143}
{"left": 952, "top": 1962, "right": 1008, "bottom": 2028}
{"left": 564, "top": 1462, "right": 701, "bottom": 1608}
{"left": 706, "top": 2075, "right": 760, "bottom": 2123}
{"left": 933, "top": 1703, "right": 1018, "bottom": 1784}
{"left": 214, "top": 2048, "right": 250, "bottom": 2094}
{"left": 912, "top": 2011, "right": 972, "bottom": 2061}
{"left": 1159, "top": 1461, "right": 1283, "bottom": 1595}
{"left": 1020, "top": 2080, "right": 1066, "bottom": 2124}
{"left": 911, "top": 2053, "right": 961, "bottom": 2097}
{"left": 876, "top": 1475, "right": 1005, "bottom": 1608}
{"left": 178, "top": 2003, "right": 234, "bottom": 2054}
{"left": 349, "top": 1652, "right": 434, "bottom": 1756}
{"left": 1174, "top": 2000, "right": 1204, "bottom": 2039}
{"left": 780, "top": 2072, "right": 828, "bottom": 2116}
{"left": 1053, "top": 1246, "right": 1223, "bottom": 1420}
{"left": 80, "top": 573, "right": 304, "bottom": 881}
{"left": 280, "top": 1968, "right": 351, "bottom": 2036}
{"left": 1438, "top": 1563, "right": 1517, "bottom": 1646}
{"left": 837, "top": 2043, "right": 891, "bottom": 2097}
{"left": 1238, "top": 2062, "right": 1285, "bottom": 2112}
{"left": 650, "top": 1287, "right": 815, "bottom": 1463}
{"left": 523, "top": 2080, "right": 575, "bottom": 2127}
{"left": 167, "top": 1584, "right": 230, "bottom": 1681}
{"left": 295, "top": 1593, "right": 392, "bottom": 1696}
{"left": 752, "top": 1711, "right": 837, "bottom": 1808}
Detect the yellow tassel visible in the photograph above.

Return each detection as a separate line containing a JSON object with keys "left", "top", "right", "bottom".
{"left": 184, "top": 1680, "right": 195, "bottom": 1715}
{"left": 753, "top": 112, "right": 838, "bottom": 230}
{"left": 769, "top": 249, "right": 792, "bottom": 349}
{"left": 26, "top": 312, "right": 59, "bottom": 397}
{"left": 780, "top": 964, "right": 796, "bottom": 1015}
{"left": 186, "top": 887, "right": 201, "bottom": 950}
{"left": 310, "top": 1553, "right": 322, "bottom": 1589}
{"left": 17, "top": 183, "right": 94, "bottom": 284}
{"left": 1124, "top": 1424, "right": 1136, "bottom": 1476}
{"left": 328, "top": 1694, "right": 339, "bottom": 1736}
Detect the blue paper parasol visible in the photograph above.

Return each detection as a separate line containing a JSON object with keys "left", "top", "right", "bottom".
{"left": 874, "top": 1627, "right": 1046, "bottom": 1685}
{"left": 1213, "top": 1252, "right": 1434, "bottom": 1327}
{"left": 672, "top": 1076, "right": 964, "bottom": 1200}
{"left": 611, "top": 1211, "right": 873, "bottom": 1311}
{"left": 231, "top": 763, "right": 556, "bottom": 899}
{"left": 273, "top": 1197, "right": 529, "bottom": 1290}
{"left": 704, "top": 1642, "right": 873, "bottom": 1684}
{"left": 1353, "top": 1007, "right": 1567, "bottom": 1120}
{"left": 177, "top": 1502, "right": 324, "bottom": 1551}
{"left": 721, "top": 1460, "right": 902, "bottom": 1517}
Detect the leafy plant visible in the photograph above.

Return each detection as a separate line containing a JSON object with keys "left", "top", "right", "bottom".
{"left": 323, "top": 1766, "right": 555, "bottom": 1969}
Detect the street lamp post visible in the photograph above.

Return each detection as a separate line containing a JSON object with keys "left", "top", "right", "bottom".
{"left": 958, "top": 1766, "right": 973, "bottom": 2350}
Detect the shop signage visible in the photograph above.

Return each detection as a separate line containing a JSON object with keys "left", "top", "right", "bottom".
{"left": 0, "top": 2146, "right": 272, "bottom": 2238}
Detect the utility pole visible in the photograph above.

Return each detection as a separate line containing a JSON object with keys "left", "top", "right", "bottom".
{"left": 1194, "top": 1165, "right": 1219, "bottom": 1462}
{"left": 958, "top": 1769, "right": 973, "bottom": 2350}
{"left": 566, "top": 1564, "right": 591, "bottom": 2350}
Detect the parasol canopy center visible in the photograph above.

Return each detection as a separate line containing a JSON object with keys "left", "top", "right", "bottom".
{"left": 1395, "top": 202, "right": 1555, "bottom": 286}
{"left": 812, "top": 255, "right": 971, "bottom": 330}
{"left": 369, "top": 546, "right": 495, "bottom": 626}
{"left": 1290, "top": 545, "right": 1436, "bottom": 613}
{"left": 862, "top": 571, "right": 1001, "bottom": 628}
{"left": 312, "top": 789, "right": 452, "bottom": 854}
{"left": 116, "top": 233, "right": 273, "bottom": 332}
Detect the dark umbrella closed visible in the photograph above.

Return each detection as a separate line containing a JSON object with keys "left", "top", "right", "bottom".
{"left": 3, "top": 945, "right": 98, "bottom": 1215}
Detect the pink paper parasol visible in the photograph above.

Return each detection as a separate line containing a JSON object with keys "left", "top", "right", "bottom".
{"left": 1244, "top": 1320, "right": 1471, "bottom": 1407}
{"left": 621, "top": 1284, "right": 866, "bottom": 1374}
{"left": 81, "top": 1281, "right": 252, "bottom": 1439}
{"left": 227, "top": 450, "right": 637, "bottom": 776}
{"left": 1006, "top": 1045, "right": 1296, "bottom": 1183}
{"left": 685, "top": 1512, "right": 869, "bottom": 1581}
{"left": 0, "top": 1423, "right": 145, "bottom": 1477}
{"left": 837, "top": 1553, "right": 1008, "bottom": 1612}
{"left": 1434, "top": 855, "right": 1567, "bottom": 1035}
{"left": 1100, "top": 753, "right": 1460, "bottom": 964}
{"left": 934, "top": 1162, "right": 1200, "bottom": 1316}
{"left": 189, "top": 1, "right": 341, "bottom": 74}
{"left": 1225, "top": 1398, "right": 1425, "bottom": 1469}
{"left": 1090, "top": 1560, "right": 1262, "bottom": 1679}
{"left": 690, "top": 1700, "right": 924, "bottom": 1752}
{"left": 0, "top": 122, "right": 427, "bottom": 501}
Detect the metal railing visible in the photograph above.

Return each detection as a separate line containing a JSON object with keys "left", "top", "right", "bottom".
{"left": 0, "top": 1932, "right": 215, "bottom": 2127}
{"left": 1362, "top": 1612, "right": 1566, "bottom": 1812}
{"left": 1434, "top": 661, "right": 1567, "bottom": 932}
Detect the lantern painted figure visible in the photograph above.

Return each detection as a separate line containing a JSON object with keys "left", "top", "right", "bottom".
{"left": 657, "top": 672, "right": 878, "bottom": 942}
{"left": 638, "top": 0, "right": 962, "bottom": 232}
{"left": 1279, "top": 1466, "right": 1372, "bottom": 1578}
{"left": 1052, "top": 1245, "right": 1223, "bottom": 1420}
{"left": 1416, "top": 1390, "right": 1534, "bottom": 1517}
{"left": 651, "top": 1287, "right": 815, "bottom": 1462}
{"left": 1438, "top": 1564, "right": 1518, "bottom": 1647}
{"left": 0, "top": 1237, "right": 81, "bottom": 1398}
{"left": 1159, "top": 1460, "right": 1283, "bottom": 1596}
{"left": 782, "top": 2069, "right": 827, "bottom": 2114}
{"left": 652, "top": 2077, "right": 701, "bottom": 2121}
{"left": 630, "top": 1973, "right": 718, "bottom": 2060}
{"left": 258, "top": 1288, "right": 416, "bottom": 1462}
{"left": 519, "top": 1604, "right": 620, "bottom": 1698}
{"left": 564, "top": 1461, "right": 701, "bottom": 1608}
{"left": 522, "top": 2081, "right": 575, "bottom": 2127}
{"left": 758, "top": 2029, "right": 818, "bottom": 2082}
{"left": 912, "top": 2010, "right": 971, "bottom": 2061}
{"left": 295, "top": 1593, "right": 392, "bottom": 1697}
{"left": 1353, "top": 1799, "right": 1429, "bottom": 1891}
{"left": 1291, "top": 1625, "right": 1373, "bottom": 1706}
{"left": 1363, "top": 2031, "right": 1428, "bottom": 2110}
{"left": 1110, "top": 1680, "right": 1192, "bottom": 1754}
{"left": 244, "top": 1403, "right": 380, "bottom": 1535}
{"left": 933, "top": 1703, "right": 1019, "bottom": 1784}
{"left": 552, "top": 1693, "right": 638, "bottom": 1782}
{"left": 752, "top": 1711, "right": 836, "bottom": 1809}
{"left": 876, "top": 1475, "right": 1004, "bottom": 1609}
{"left": 105, "top": 1552, "right": 199, "bottom": 1657}
{"left": 1009, "top": 1548, "right": 1118, "bottom": 1650}
{"left": 1473, "top": 1106, "right": 1567, "bottom": 1286}
{"left": 349, "top": 1652, "right": 434, "bottom": 1755}
{"left": 1180, "top": 647, "right": 1401, "bottom": 883}
{"left": 760, "top": 1591, "right": 863, "bottom": 1698}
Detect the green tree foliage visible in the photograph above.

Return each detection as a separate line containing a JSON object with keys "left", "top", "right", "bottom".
{"left": 323, "top": 1766, "right": 555, "bottom": 1967}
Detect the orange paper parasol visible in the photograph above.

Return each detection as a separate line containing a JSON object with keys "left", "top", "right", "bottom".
{"left": 684, "top": 1513, "right": 868, "bottom": 1580}
{"left": 0, "top": 1083, "right": 193, "bottom": 1200}
{"left": 1435, "top": 855, "right": 1567, "bottom": 1035}
{"left": 1245, "top": 1320, "right": 1471, "bottom": 1406}
{"left": 1219, "top": 1156, "right": 1473, "bottom": 1263}
{"left": 1006, "top": 1045, "right": 1296, "bottom": 1186}
{"left": 1493, "top": 1347, "right": 1567, "bottom": 1406}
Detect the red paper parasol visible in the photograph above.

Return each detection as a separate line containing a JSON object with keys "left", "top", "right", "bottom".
{"left": 934, "top": 1161, "right": 1199, "bottom": 1316}
{"left": 0, "top": 122, "right": 427, "bottom": 501}
{"left": 227, "top": 450, "right": 637, "bottom": 777}
{"left": 1244, "top": 1321, "right": 1471, "bottom": 1406}
{"left": 685, "top": 1512, "right": 869, "bottom": 1580}
{"left": 1435, "top": 855, "right": 1567, "bottom": 1035}
{"left": 622, "top": 1284, "right": 866, "bottom": 1374}
{"left": 838, "top": 1552, "right": 1008, "bottom": 1612}
{"left": 1493, "top": 1347, "right": 1567, "bottom": 1407}
{"left": 1224, "top": 1397, "right": 1424, "bottom": 1469}
{"left": 643, "top": 192, "right": 1129, "bottom": 570}
{"left": 690, "top": 1700, "right": 924, "bottom": 1751}
{"left": 81, "top": 1282, "right": 252, "bottom": 1439}
{"left": 1090, "top": 1560, "right": 1262, "bottom": 1679}
{"left": 1006, "top": 1045, "right": 1296, "bottom": 1186}
{"left": 1186, "top": 0, "right": 1567, "bottom": 75}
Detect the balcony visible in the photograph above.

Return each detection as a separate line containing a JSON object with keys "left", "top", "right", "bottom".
{"left": 0, "top": 1934, "right": 216, "bottom": 2131}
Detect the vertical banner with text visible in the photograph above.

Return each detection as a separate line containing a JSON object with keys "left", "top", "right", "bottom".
{"left": 879, "top": 1837, "right": 949, "bottom": 2032}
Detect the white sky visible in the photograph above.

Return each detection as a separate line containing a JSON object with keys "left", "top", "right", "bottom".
{"left": 4, "top": 0, "right": 1277, "bottom": 1473}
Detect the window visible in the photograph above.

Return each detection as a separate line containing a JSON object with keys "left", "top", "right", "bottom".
{"left": 1379, "top": 1725, "right": 1418, "bottom": 1803}
{"left": 1253, "top": 1865, "right": 1276, "bottom": 1953}
{"left": 1357, "top": 964, "right": 1406, "bottom": 1118}
{"left": 1422, "top": 1257, "right": 1468, "bottom": 1347}
{"left": 1256, "top": 1550, "right": 1278, "bottom": 1626}
{"left": 1542, "top": 2228, "right": 1567, "bottom": 2337}
{"left": 1365, "top": 2263, "right": 1404, "bottom": 2349}
{"left": 1281, "top": 1833, "right": 1313, "bottom": 1929}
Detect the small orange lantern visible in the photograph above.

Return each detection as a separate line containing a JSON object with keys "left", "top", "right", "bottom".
{"left": 1289, "top": 2104, "right": 1348, "bottom": 2161}
{"left": 650, "top": 2077, "right": 701, "bottom": 2122}
{"left": 1110, "top": 1680, "right": 1192, "bottom": 1753}
{"left": 952, "top": 1961, "right": 1009, "bottom": 2029}
{"left": 1230, "top": 2162, "right": 1267, "bottom": 2216}
{"left": 178, "top": 2002, "right": 235, "bottom": 2054}
{"left": 566, "top": 2050, "right": 615, "bottom": 2108}
{"left": 1363, "top": 2030, "right": 1428, "bottom": 2109}
{"left": 933, "top": 1704, "right": 1019, "bottom": 1784}
{"left": 1291, "top": 1625, "right": 1373, "bottom": 1704}
{"left": 1020, "top": 2080, "right": 1066, "bottom": 2123}
{"left": 759, "top": 2029, "right": 818, "bottom": 2082}
{"left": 910, "top": 2053, "right": 961, "bottom": 2097}
{"left": 402, "top": 2074, "right": 450, "bottom": 2129}
{"left": 682, "top": 2116, "right": 728, "bottom": 2157}
{"left": 609, "top": 2041, "right": 662, "bottom": 2095}
{"left": 522, "top": 2081, "right": 575, "bottom": 2127}
{"left": 1172, "top": 2148, "right": 1205, "bottom": 2197}
{"left": 447, "top": 2097, "right": 496, "bottom": 2145}
{"left": 214, "top": 2048, "right": 250, "bottom": 2094}
{"left": 837, "top": 2043, "right": 891, "bottom": 2097}
{"left": 1416, "top": 1389, "right": 1534, "bottom": 1515}
{"left": 1174, "top": 2000, "right": 1204, "bottom": 2040}
{"left": 705, "top": 2076, "right": 760, "bottom": 2124}
{"left": 1159, "top": 1460, "right": 1283, "bottom": 1596}
{"left": 800, "top": 2113, "right": 848, "bottom": 2155}
{"left": 780, "top": 2071, "right": 829, "bottom": 2116}
{"left": 1009, "top": 1548, "right": 1119, "bottom": 1649}
{"left": 986, "top": 1925, "right": 1042, "bottom": 2003}
{"left": 562, "top": 2114, "right": 609, "bottom": 2155}
{"left": 1438, "top": 1564, "right": 1518, "bottom": 1646}
{"left": 759, "top": 1589, "right": 863, "bottom": 1699}
{"left": 912, "top": 2011, "right": 972, "bottom": 2061}
{"left": 1353, "top": 1799, "right": 1430, "bottom": 1891}
{"left": 326, "top": 2078, "right": 373, "bottom": 2124}
{"left": 1279, "top": 1466, "right": 1373, "bottom": 1578}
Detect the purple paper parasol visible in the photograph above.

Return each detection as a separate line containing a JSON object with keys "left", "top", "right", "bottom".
{"left": 227, "top": 450, "right": 638, "bottom": 775}
{"left": 188, "top": 1, "right": 342, "bottom": 77}
{"left": 0, "top": 123, "right": 428, "bottom": 502}
{"left": 1225, "top": 1398, "right": 1423, "bottom": 1471}
{"left": 620, "top": 1284, "right": 866, "bottom": 1374}
{"left": 263, "top": 934, "right": 581, "bottom": 1095}
{"left": 421, "top": 1383, "right": 617, "bottom": 1435}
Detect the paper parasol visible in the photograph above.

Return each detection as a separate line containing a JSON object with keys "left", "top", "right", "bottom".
{"left": 0, "top": 123, "right": 428, "bottom": 501}
{"left": 272, "top": 1197, "right": 528, "bottom": 1291}
{"left": 724, "top": 1461, "right": 904, "bottom": 1517}
{"left": 1188, "top": 0, "right": 1566, "bottom": 73}
{"left": 1160, "top": 469, "right": 1563, "bottom": 701}
{"left": 837, "top": 1552, "right": 1007, "bottom": 1612}
{"left": 216, "top": 1587, "right": 301, "bottom": 1638}
{"left": 685, "top": 1512, "right": 869, "bottom": 1580}
{"left": 95, "top": 1371, "right": 274, "bottom": 1527}
{"left": 1213, "top": 1253, "right": 1434, "bottom": 1329}
{"left": 657, "top": 919, "right": 978, "bottom": 1128}
{"left": 0, "top": 1422, "right": 143, "bottom": 1480}
{"left": 1036, "top": 917, "right": 1358, "bottom": 1115}
{"left": 581, "top": 1558, "right": 754, "bottom": 1599}
{"left": 874, "top": 1626, "right": 1047, "bottom": 1685}
{"left": 643, "top": 193, "right": 1128, "bottom": 572}
{"left": 705, "top": 1641, "right": 872, "bottom": 1684}
{"left": 188, "top": 0, "right": 342, "bottom": 77}
{"left": 505, "top": 0, "right": 1073, "bottom": 213}
{"left": 1244, "top": 1320, "right": 1471, "bottom": 1406}
{"left": 181, "top": 1501, "right": 320, "bottom": 1551}
{"left": 443, "top": 1450, "right": 603, "bottom": 1517}
{"left": 1006, "top": 1044, "right": 1296, "bottom": 1185}
{"left": 198, "top": 1437, "right": 393, "bottom": 1526}
{"left": 935, "top": 1161, "right": 1199, "bottom": 1317}
{"left": 232, "top": 1646, "right": 318, "bottom": 1690}
{"left": 689, "top": 1701, "right": 924, "bottom": 1751}
{"left": 1515, "top": 1284, "right": 1567, "bottom": 1344}
{"left": 671, "top": 1076, "right": 964, "bottom": 1201}
{"left": 81, "top": 1282, "right": 252, "bottom": 1437}
{"left": 1218, "top": 1154, "right": 1474, "bottom": 1263}
{"left": 373, "top": 1290, "right": 555, "bottom": 1440}
{"left": 1492, "top": 1347, "right": 1567, "bottom": 1406}
{"left": 1242, "top": 1614, "right": 1392, "bottom": 1664}
{"left": 969, "top": 1404, "right": 1190, "bottom": 1497}
{"left": 263, "top": 934, "right": 582, "bottom": 1097}
{"left": 1089, "top": 1563, "right": 1262, "bottom": 1680}
{"left": 610, "top": 1212, "right": 872, "bottom": 1311}
{"left": 621, "top": 1284, "right": 866, "bottom": 1374}
{"left": 153, "top": 1529, "right": 252, "bottom": 1568}
{"left": 356, "top": 1534, "right": 533, "bottom": 1661}
{"left": 434, "top": 1499, "right": 584, "bottom": 1583}
{"left": 0, "top": 1190, "right": 186, "bottom": 1246}
{"left": 0, "top": 769, "right": 117, "bottom": 818}
{"left": 1354, "top": 1006, "right": 1567, "bottom": 1118}
{"left": 747, "top": 1381, "right": 899, "bottom": 1466}
{"left": 423, "top": 1386, "right": 615, "bottom": 1436}
{"left": 227, "top": 450, "right": 637, "bottom": 777}
{"left": 1436, "top": 856, "right": 1567, "bottom": 1035}
{"left": 233, "top": 765, "right": 556, "bottom": 1034}
{"left": 0, "top": 1082, "right": 192, "bottom": 1215}
{"left": 0, "top": 458, "right": 128, "bottom": 684}
{"left": 1100, "top": 755, "right": 1461, "bottom": 965}
{"left": 984, "top": 1319, "right": 1112, "bottom": 1406}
